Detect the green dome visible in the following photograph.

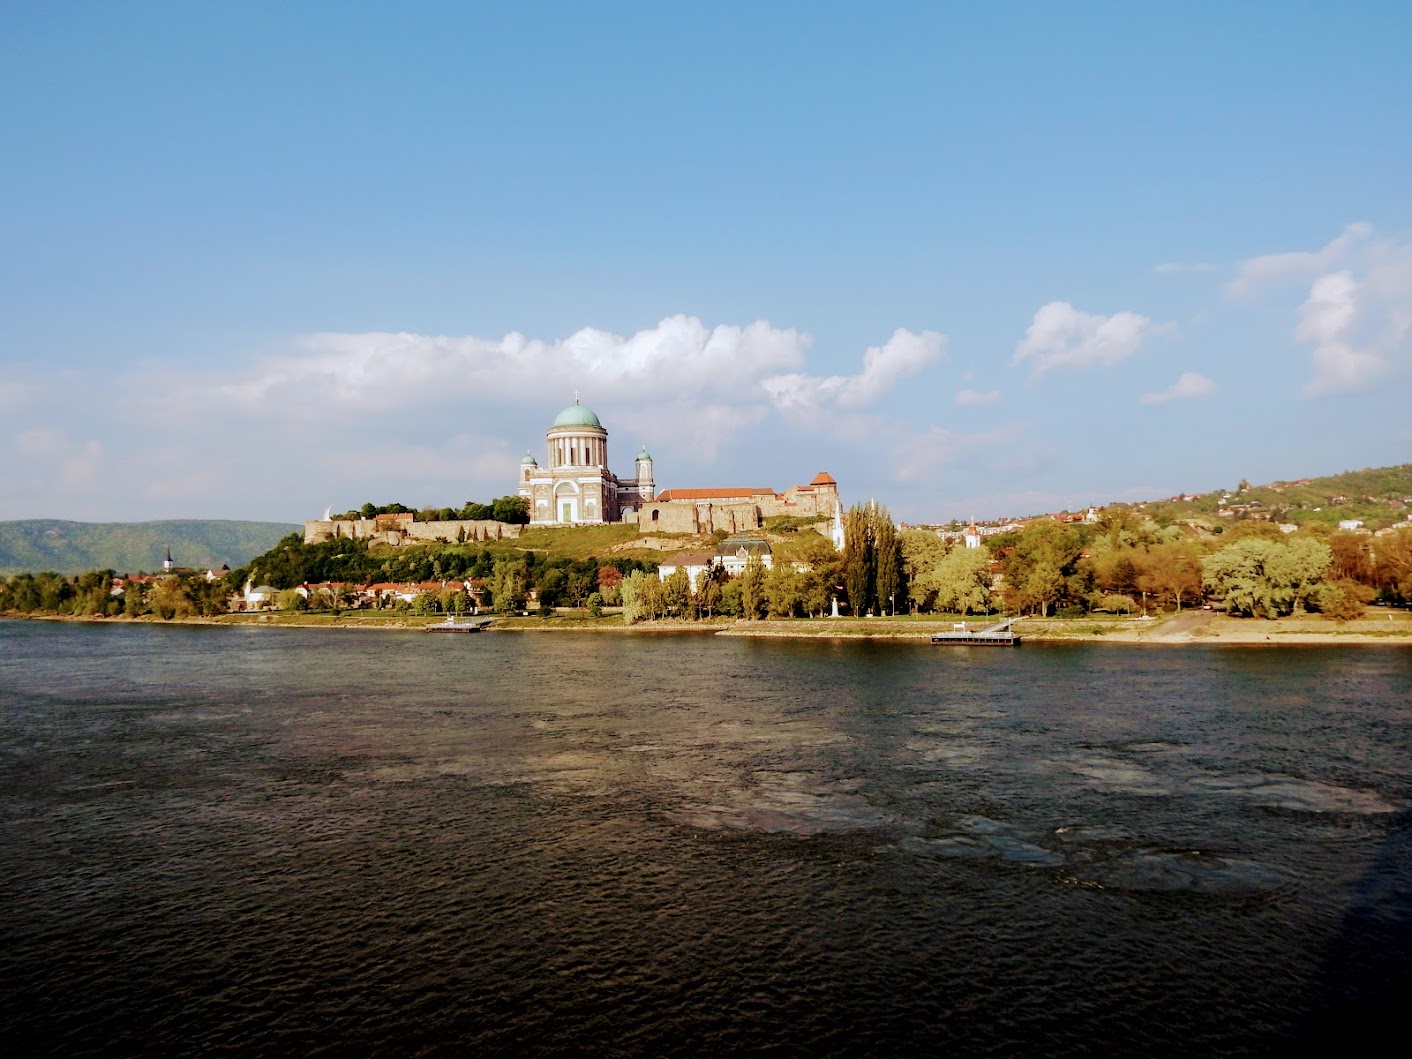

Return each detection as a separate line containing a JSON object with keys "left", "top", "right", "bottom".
{"left": 521, "top": 450, "right": 538, "bottom": 465}
{"left": 552, "top": 400, "right": 602, "bottom": 428}
{"left": 637, "top": 447, "right": 652, "bottom": 461}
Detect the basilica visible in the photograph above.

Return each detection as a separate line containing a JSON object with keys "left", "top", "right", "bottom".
{"left": 517, "top": 398, "right": 656, "bottom": 525}
{"left": 518, "top": 398, "right": 843, "bottom": 540}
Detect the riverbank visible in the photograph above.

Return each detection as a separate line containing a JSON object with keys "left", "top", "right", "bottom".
{"left": 7, "top": 609, "right": 1412, "bottom": 644}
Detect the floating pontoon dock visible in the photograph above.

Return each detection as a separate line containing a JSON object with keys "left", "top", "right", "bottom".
{"left": 929, "top": 617, "right": 1020, "bottom": 646}
{"left": 424, "top": 618, "right": 493, "bottom": 634}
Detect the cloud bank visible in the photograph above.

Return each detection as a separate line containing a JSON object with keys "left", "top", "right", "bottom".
{"left": 1012, "top": 302, "right": 1162, "bottom": 378}
{"left": 760, "top": 328, "right": 945, "bottom": 414}
{"left": 1226, "top": 222, "right": 1372, "bottom": 300}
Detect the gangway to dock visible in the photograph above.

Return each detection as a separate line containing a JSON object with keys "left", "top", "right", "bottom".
{"left": 929, "top": 616, "right": 1020, "bottom": 646}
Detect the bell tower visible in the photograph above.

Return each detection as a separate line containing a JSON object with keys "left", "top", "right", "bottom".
{"left": 635, "top": 446, "right": 655, "bottom": 500}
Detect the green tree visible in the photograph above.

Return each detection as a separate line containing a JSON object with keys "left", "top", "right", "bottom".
{"left": 698, "top": 564, "right": 725, "bottom": 617}
{"left": 1022, "top": 562, "right": 1065, "bottom": 617}
{"left": 902, "top": 529, "right": 949, "bottom": 611}
{"left": 874, "top": 512, "right": 903, "bottom": 615}
{"left": 718, "top": 578, "right": 744, "bottom": 617}
{"left": 277, "top": 588, "right": 308, "bottom": 612}
{"left": 620, "top": 570, "right": 648, "bottom": 624}
{"left": 764, "top": 562, "right": 802, "bottom": 618}
{"left": 123, "top": 579, "right": 147, "bottom": 616}
{"left": 842, "top": 504, "right": 875, "bottom": 615}
{"left": 1319, "top": 579, "right": 1372, "bottom": 621}
{"left": 1202, "top": 537, "right": 1332, "bottom": 618}
{"left": 491, "top": 495, "right": 530, "bottom": 525}
{"left": 491, "top": 558, "right": 528, "bottom": 612}
{"left": 917, "top": 546, "right": 994, "bottom": 615}
{"left": 661, "top": 568, "right": 692, "bottom": 617}
{"left": 999, "top": 520, "right": 1083, "bottom": 614}
{"left": 739, "top": 555, "right": 767, "bottom": 619}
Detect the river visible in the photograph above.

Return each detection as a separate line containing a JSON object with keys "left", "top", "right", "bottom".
{"left": 1, "top": 620, "right": 1409, "bottom": 1055}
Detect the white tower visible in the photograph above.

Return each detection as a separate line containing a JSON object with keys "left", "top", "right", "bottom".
{"left": 635, "top": 446, "right": 655, "bottom": 500}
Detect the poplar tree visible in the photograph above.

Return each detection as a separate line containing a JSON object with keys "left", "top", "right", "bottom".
{"left": 873, "top": 509, "right": 903, "bottom": 616}
{"left": 842, "top": 504, "right": 875, "bottom": 615}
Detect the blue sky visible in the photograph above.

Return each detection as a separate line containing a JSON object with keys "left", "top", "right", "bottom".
{"left": 3, "top": 2, "right": 1410, "bottom": 523}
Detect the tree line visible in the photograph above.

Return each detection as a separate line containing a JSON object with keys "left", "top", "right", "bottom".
{"left": 6, "top": 507, "right": 1409, "bottom": 622}
{"left": 332, "top": 497, "right": 530, "bottom": 525}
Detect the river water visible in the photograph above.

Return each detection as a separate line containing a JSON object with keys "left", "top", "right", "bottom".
{"left": 1, "top": 620, "right": 1409, "bottom": 1056}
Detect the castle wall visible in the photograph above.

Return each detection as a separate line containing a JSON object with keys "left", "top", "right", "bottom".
{"left": 303, "top": 519, "right": 524, "bottom": 545}
{"left": 635, "top": 480, "right": 840, "bottom": 535}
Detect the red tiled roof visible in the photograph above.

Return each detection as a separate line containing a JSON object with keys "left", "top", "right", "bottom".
{"left": 654, "top": 487, "right": 777, "bottom": 502}
{"left": 809, "top": 471, "right": 837, "bottom": 485}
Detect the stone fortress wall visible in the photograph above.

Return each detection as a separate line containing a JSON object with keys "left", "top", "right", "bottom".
{"left": 628, "top": 475, "right": 841, "bottom": 535}
{"left": 302, "top": 518, "right": 523, "bottom": 546}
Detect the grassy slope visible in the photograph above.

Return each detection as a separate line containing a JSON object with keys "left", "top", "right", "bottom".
{"left": 0, "top": 519, "right": 300, "bottom": 575}
{"left": 1141, "top": 463, "right": 1412, "bottom": 529}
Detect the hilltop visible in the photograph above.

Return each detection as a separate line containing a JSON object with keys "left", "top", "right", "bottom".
{"left": 0, "top": 520, "right": 300, "bottom": 576}
{"left": 1132, "top": 463, "right": 1412, "bottom": 532}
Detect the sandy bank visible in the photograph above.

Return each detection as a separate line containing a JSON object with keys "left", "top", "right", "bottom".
{"left": 6, "top": 611, "right": 1411, "bottom": 645}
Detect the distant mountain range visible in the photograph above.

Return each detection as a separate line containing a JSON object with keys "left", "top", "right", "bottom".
{"left": 0, "top": 520, "right": 300, "bottom": 576}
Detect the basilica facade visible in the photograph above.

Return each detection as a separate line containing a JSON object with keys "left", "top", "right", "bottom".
{"left": 517, "top": 398, "right": 656, "bottom": 525}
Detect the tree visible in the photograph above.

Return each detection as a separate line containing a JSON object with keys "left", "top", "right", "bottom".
{"left": 1022, "top": 563, "right": 1065, "bottom": 617}
{"left": 123, "top": 579, "right": 146, "bottom": 617}
{"left": 916, "top": 546, "right": 994, "bottom": 615}
{"left": 491, "top": 495, "right": 530, "bottom": 525}
{"left": 661, "top": 568, "right": 692, "bottom": 617}
{"left": 764, "top": 562, "right": 802, "bottom": 618}
{"left": 698, "top": 564, "right": 725, "bottom": 617}
{"left": 1140, "top": 541, "right": 1204, "bottom": 611}
{"left": 277, "top": 588, "right": 308, "bottom": 612}
{"left": 999, "top": 520, "right": 1083, "bottom": 614}
{"left": 739, "top": 555, "right": 767, "bottom": 620}
{"left": 639, "top": 571, "right": 666, "bottom": 619}
{"left": 902, "top": 529, "right": 949, "bottom": 611}
{"left": 874, "top": 513, "right": 903, "bottom": 615}
{"left": 1373, "top": 529, "right": 1412, "bottom": 600}
{"left": 1319, "top": 579, "right": 1372, "bottom": 621}
{"left": 597, "top": 565, "right": 623, "bottom": 606}
{"left": 620, "top": 570, "right": 648, "bottom": 624}
{"left": 491, "top": 558, "right": 528, "bottom": 612}
{"left": 842, "top": 504, "right": 875, "bottom": 615}
{"left": 1202, "top": 537, "right": 1332, "bottom": 618}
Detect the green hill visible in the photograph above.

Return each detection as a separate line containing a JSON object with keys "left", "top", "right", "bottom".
{"left": 0, "top": 520, "right": 300, "bottom": 576}
{"left": 1137, "top": 463, "right": 1412, "bottom": 530}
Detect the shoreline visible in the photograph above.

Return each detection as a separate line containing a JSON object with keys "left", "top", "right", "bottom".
{"left": 6, "top": 611, "right": 1411, "bottom": 645}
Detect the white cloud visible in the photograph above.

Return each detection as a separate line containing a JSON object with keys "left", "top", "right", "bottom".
{"left": 1140, "top": 372, "right": 1216, "bottom": 405}
{"left": 954, "top": 388, "right": 1001, "bottom": 407}
{"left": 1222, "top": 224, "right": 1412, "bottom": 395}
{"left": 1226, "top": 221, "right": 1372, "bottom": 299}
{"left": 1297, "top": 271, "right": 1384, "bottom": 395}
{"left": 1012, "top": 301, "right": 1162, "bottom": 378}
{"left": 760, "top": 328, "right": 945, "bottom": 414}
{"left": 211, "top": 315, "right": 811, "bottom": 413}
